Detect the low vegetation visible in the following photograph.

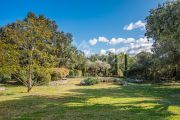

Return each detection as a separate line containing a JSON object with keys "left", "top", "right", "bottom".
{"left": 80, "top": 77, "right": 99, "bottom": 86}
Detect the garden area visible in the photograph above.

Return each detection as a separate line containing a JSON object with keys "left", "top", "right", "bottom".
{"left": 0, "top": 0, "right": 180, "bottom": 120}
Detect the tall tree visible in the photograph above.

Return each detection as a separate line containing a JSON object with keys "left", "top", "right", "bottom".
{"left": 0, "top": 12, "right": 56, "bottom": 92}
{"left": 124, "top": 54, "right": 128, "bottom": 78}
{"left": 146, "top": 1, "right": 180, "bottom": 80}
{"left": 115, "top": 55, "right": 119, "bottom": 76}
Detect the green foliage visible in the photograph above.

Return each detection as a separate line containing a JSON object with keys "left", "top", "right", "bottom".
{"left": 128, "top": 52, "right": 153, "bottom": 80}
{"left": 74, "top": 70, "right": 82, "bottom": 77}
{"left": 128, "top": 1, "right": 180, "bottom": 82}
{"left": 12, "top": 68, "right": 51, "bottom": 85}
{"left": 87, "top": 53, "right": 134, "bottom": 77}
{"left": 80, "top": 77, "right": 99, "bottom": 86}
{"left": 68, "top": 70, "right": 75, "bottom": 77}
{"left": 0, "top": 12, "right": 86, "bottom": 91}
{"left": 0, "top": 73, "right": 11, "bottom": 83}
{"left": 118, "top": 69, "right": 124, "bottom": 77}
{"left": 12, "top": 69, "right": 28, "bottom": 84}
{"left": 54, "top": 32, "right": 87, "bottom": 70}
{"left": 33, "top": 68, "right": 51, "bottom": 85}
{"left": 51, "top": 71, "right": 61, "bottom": 81}
{"left": 52, "top": 68, "right": 69, "bottom": 80}
{"left": 68, "top": 70, "right": 82, "bottom": 78}
{"left": 143, "top": 0, "right": 180, "bottom": 81}
{"left": 114, "top": 55, "right": 119, "bottom": 76}
{"left": 0, "top": 12, "right": 58, "bottom": 91}
{"left": 85, "top": 60, "right": 111, "bottom": 76}
{"left": 124, "top": 54, "right": 128, "bottom": 78}
{"left": 146, "top": 1, "right": 180, "bottom": 42}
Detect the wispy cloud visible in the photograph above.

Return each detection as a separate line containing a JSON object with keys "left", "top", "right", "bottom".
{"left": 123, "top": 20, "right": 146, "bottom": 31}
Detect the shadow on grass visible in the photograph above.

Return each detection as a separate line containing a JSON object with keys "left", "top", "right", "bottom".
{"left": 0, "top": 84, "right": 180, "bottom": 120}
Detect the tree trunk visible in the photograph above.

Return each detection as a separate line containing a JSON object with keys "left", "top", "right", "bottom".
{"left": 27, "top": 49, "right": 33, "bottom": 93}
{"left": 27, "top": 65, "right": 32, "bottom": 92}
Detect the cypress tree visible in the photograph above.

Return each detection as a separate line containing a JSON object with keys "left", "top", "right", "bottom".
{"left": 115, "top": 55, "right": 119, "bottom": 76}
{"left": 124, "top": 54, "right": 128, "bottom": 78}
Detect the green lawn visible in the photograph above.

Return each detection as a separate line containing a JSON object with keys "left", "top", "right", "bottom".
{"left": 0, "top": 78, "right": 180, "bottom": 120}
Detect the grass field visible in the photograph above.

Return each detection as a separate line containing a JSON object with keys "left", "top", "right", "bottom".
{"left": 0, "top": 78, "right": 180, "bottom": 120}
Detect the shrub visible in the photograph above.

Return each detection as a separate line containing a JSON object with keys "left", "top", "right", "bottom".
{"left": 80, "top": 77, "right": 99, "bottom": 86}
{"left": 74, "top": 70, "right": 82, "bottom": 77}
{"left": 118, "top": 69, "right": 124, "bottom": 77}
{"left": 68, "top": 70, "right": 82, "bottom": 78}
{"left": 0, "top": 73, "right": 11, "bottom": 83}
{"left": 33, "top": 68, "right": 51, "bottom": 85}
{"left": 51, "top": 68, "right": 69, "bottom": 79}
{"left": 51, "top": 71, "right": 61, "bottom": 81}
{"left": 99, "top": 77, "right": 114, "bottom": 83}
{"left": 68, "top": 70, "right": 75, "bottom": 77}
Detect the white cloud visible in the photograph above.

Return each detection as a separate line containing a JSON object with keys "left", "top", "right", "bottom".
{"left": 89, "top": 37, "right": 136, "bottom": 45}
{"left": 124, "top": 20, "right": 146, "bottom": 31}
{"left": 127, "top": 37, "right": 153, "bottom": 55}
{"left": 99, "top": 49, "right": 106, "bottom": 55}
{"left": 98, "top": 37, "right": 109, "bottom": 43}
{"left": 98, "top": 37, "right": 153, "bottom": 56}
{"left": 89, "top": 37, "right": 109, "bottom": 46}
{"left": 109, "top": 38, "right": 125, "bottom": 45}
{"left": 107, "top": 48, "right": 116, "bottom": 54}
{"left": 116, "top": 47, "right": 129, "bottom": 53}
{"left": 108, "top": 37, "right": 135, "bottom": 45}
{"left": 89, "top": 38, "right": 98, "bottom": 46}
{"left": 124, "top": 38, "right": 135, "bottom": 43}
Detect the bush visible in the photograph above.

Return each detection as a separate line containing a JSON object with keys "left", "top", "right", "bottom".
{"left": 51, "top": 71, "right": 61, "bottom": 81}
{"left": 68, "top": 70, "right": 75, "bottom": 77}
{"left": 34, "top": 68, "right": 51, "bottom": 85}
{"left": 68, "top": 70, "right": 82, "bottom": 78}
{"left": 74, "top": 70, "right": 82, "bottom": 77}
{"left": 51, "top": 68, "right": 69, "bottom": 79}
{"left": 99, "top": 77, "right": 114, "bottom": 83}
{"left": 80, "top": 77, "right": 99, "bottom": 86}
{"left": 118, "top": 69, "right": 124, "bottom": 77}
{"left": 0, "top": 73, "right": 11, "bottom": 83}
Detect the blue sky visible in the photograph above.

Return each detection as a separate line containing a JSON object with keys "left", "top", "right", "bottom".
{"left": 0, "top": 0, "right": 166, "bottom": 55}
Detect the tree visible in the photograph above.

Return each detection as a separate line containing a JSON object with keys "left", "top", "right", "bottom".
{"left": 0, "top": 41, "right": 19, "bottom": 83}
{"left": 145, "top": 1, "right": 180, "bottom": 81}
{"left": 124, "top": 54, "right": 128, "bottom": 78}
{"left": 127, "top": 52, "right": 153, "bottom": 80}
{"left": 0, "top": 12, "right": 56, "bottom": 92}
{"left": 85, "top": 60, "right": 110, "bottom": 76}
{"left": 114, "top": 55, "right": 119, "bottom": 76}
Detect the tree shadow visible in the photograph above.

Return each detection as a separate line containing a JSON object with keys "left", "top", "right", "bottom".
{"left": 0, "top": 84, "right": 180, "bottom": 120}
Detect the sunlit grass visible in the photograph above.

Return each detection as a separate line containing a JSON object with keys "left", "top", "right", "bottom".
{"left": 0, "top": 78, "right": 180, "bottom": 120}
